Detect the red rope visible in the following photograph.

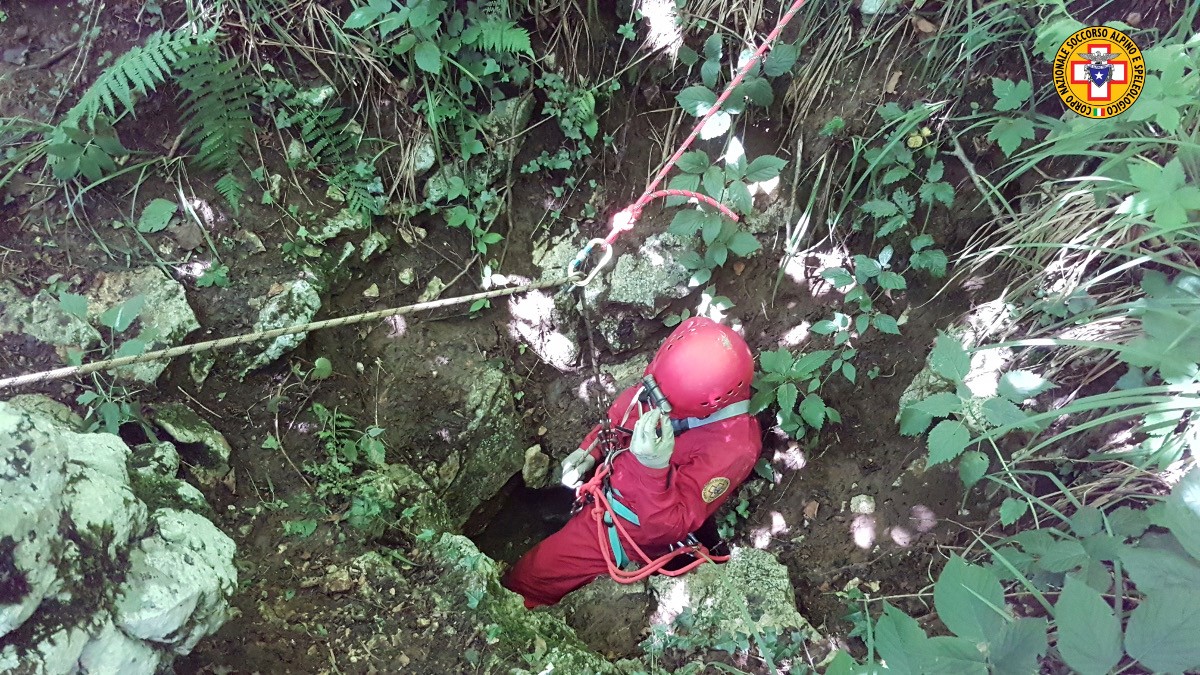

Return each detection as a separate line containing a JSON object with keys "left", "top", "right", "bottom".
{"left": 578, "top": 0, "right": 811, "bottom": 583}
{"left": 577, "top": 465, "right": 729, "bottom": 583}
{"left": 603, "top": 0, "right": 811, "bottom": 246}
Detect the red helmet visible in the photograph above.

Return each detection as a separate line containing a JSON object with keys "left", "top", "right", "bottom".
{"left": 645, "top": 317, "right": 754, "bottom": 419}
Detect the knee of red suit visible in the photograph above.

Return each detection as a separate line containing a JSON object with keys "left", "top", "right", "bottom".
{"left": 502, "top": 513, "right": 607, "bottom": 608}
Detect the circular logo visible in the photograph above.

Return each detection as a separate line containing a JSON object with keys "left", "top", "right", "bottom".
{"left": 1053, "top": 26, "right": 1144, "bottom": 119}
{"left": 702, "top": 477, "right": 731, "bottom": 503}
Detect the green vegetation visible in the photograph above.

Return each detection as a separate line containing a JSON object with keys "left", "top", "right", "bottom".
{"left": 2, "top": 0, "right": 1200, "bottom": 672}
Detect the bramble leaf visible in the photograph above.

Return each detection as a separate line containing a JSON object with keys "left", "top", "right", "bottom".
{"left": 933, "top": 555, "right": 1006, "bottom": 644}
{"left": 928, "top": 419, "right": 970, "bottom": 465}
{"left": 991, "top": 78, "right": 1032, "bottom": 111}
{"left": 958, "top": 450, "right": 989, "bottom": 489}
{"left": 988, "top": 117, "right": 1036, "bottom": 157}
{"left": 1055, "top": 576, "right": 1123, "bottom": 675}
{"left": 930, "top": 333, "right": 970, "bottom": 381}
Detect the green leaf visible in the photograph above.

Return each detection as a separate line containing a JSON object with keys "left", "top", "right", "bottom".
{"left": 99, "top": 295, "right": 146, "bottom": 333}
{"left": 113, "top": 338, "right": 146, "bottom": 358}
{"left": 930, "top": 333, "right": 970, "bottom": 382}
{"left": 799, "top": 394, "right": 826, "bottom": 429}
{"left": 1119, "top": 546, "right": 1200, "bottom": 592}
{"left": 676, "top": 150, "right": 710, "bottom": 174}
{"left": 875, "top": 603, "right": 928, "bottom": 675}
{"left": 841, "top": 362, "right": 856, "bottom": 384}
{"left": 726, "top": 180, "right": 753, "bottom": 215}
{"left": 1124, "top": 588, "right": 1200, "bottom": 673}
{"left": 958, "top": 450, "right": 989, "bottom": 489}
{"left": 821, "top": 267, "right": 855, "bottom": 289}
{"left": 928, "top": 420, "right": 971, "bottom": 466}
{"left": 1039, "top": 539, "right": 1088, "bottom": 572}
{"left": 872, "top": 314, "right": 900, "bottom": 335}
{"left": 997, "top": 370, "right": 1054, "bottom": 402}
{"left": 738, "top": 76, "right": 773, "bottom": 107}
{"left": 1071, "top": 507, "right": 1103, "bottom": 537}
{"left": 311, "top": 357, "right": 333, "bottom": 380}
{"left": 1109, "top": 507, "right": 1151, "bottom": 539}
{"left": 981, "top": 397, "right": 1031, "bottom": 430}
{"left": 911, "top": 233, "right": 934, "bottom": 252}
{"left": 727, "top": 231, "right": 760, "bottom": 257}
{"left": 988, "top": 618, "right": 1047, "bottom": 675}
{"left": 759, "top": 348, "right": 792, "bottom": 374}
{"left": 924, "top": 636, "right": 988, "bottom": 675}
{"left": 877, "top": 270, "right": 906, "bottom": 290}
{"left": 919, "top": 181, "right": 955, "bottom": 207}
{"left": 911, "top": 392, "right": 961, "bottom": 418}
{"left": 743, "top": 155, "right": 787, "bottom": 182}
{"left": 899, "top": 406, "right": 933, "bottom": 436}
{"left": 343, "top": 0, "right": 390, "bottom": 29}
{"left": 776, "top": 382, "right": 798, "bottom": 415}
{"left": 763, "top": 42, "right": 798, "bottom": 77}
{"left": 137, "top": 198, "right": 177, "bottom": 233}
{"left": 991, "top": 78, "right": 1032, "bottom": 112}
{"left": 925, "top": 161, "right": 945, "bottom": 183}
{"left": 677, "top": 85, "right": 718, "bottom": 116}
{"left": 999, "top": 497, "right": 1027, "bottom": 526}
{"left": 414, "top": 40, "right": 442, "bottom": 73}
{"left": 987, "top": 118, "right": 1036, "bottom": 157}
{"left": 861, "top": 198, "right": 899, "bottom": 218}
{"left": 933, "top": 555, "right": 1006, "bottom": 644}
{"left": 791, "top": 350, "right": 833, "bottom": 377}
{"left": 853, "top": 255, "right": 882, "bottom": 281}
{"left": 749, "top": 386, "right": 776, "bottom": 414}
{"left": 668, "top": 209, "right": 707, "bottom": 237}
{"left": 1162, "top": 468, "right": 1200, "bottom": 559}
{"left": 58, "top": 293, "right": 89, "bottom": 320}
{"left": 910, "top": 248, "right": 949, "bottom": 277}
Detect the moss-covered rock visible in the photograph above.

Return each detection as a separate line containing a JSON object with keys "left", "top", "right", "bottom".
{"left": 237, "top": 277, "right": 322, "bottom": 376}
{"left": 149, "top": 402, "right": 232, "bottom": 488}
{"left": 647, "top": 547, "right": 821, "bottom": 654}
{"left": 430, "top": 534, "right": 617, "bottom": 674}
{"left": 0, "top": 281, "right": 100, "bottom": 357}
{"left": 86, "top": 268, "right": 201, "bottom": 383}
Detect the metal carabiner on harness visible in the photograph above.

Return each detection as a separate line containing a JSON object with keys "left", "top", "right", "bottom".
{"left": 567, "top": 238, "right": 613, "bottom": 287}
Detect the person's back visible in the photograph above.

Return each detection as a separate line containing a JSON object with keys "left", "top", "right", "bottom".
{"left": 503, "top": 317, "right": 763, "bottom": 608}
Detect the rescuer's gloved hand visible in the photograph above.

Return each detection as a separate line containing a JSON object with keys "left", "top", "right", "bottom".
{"left": 630, "top": 408, "right": 675, "bottom": 469}
{"left": 560, "top": 448, "right": 597, "bottom": 487}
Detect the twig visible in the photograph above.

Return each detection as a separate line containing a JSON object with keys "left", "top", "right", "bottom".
{"left": 951, "top": 135, "right": 1002, "bottom": 219}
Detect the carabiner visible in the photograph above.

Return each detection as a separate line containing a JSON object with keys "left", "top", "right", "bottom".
{"left": 567, "top": 238, "right": 613, "bottom": 287}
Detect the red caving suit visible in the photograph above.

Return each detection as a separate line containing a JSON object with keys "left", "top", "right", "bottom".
{"left": 503, "top": 385, "right": 762, "bottom": 608}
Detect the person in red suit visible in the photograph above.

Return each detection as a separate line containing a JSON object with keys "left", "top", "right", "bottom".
{"left": 503, "top": 317, "right": 763, "bottom": 608}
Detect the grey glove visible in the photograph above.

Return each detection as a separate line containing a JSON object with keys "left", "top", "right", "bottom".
{"left": 560, "top": 447, "right": 597, "bottom": 487}
{"left": 630, "top": 408, "right": 675, "bottom": 469}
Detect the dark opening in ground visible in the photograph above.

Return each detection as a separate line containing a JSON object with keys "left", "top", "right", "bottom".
{"left": 468, "top": 474, "right": 577, "bottom": 565}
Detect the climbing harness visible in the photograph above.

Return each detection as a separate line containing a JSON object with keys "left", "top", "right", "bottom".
{"left": 570, "top": 0, "right": 811, "bottom": 583}
{"left": 0, "top": 274, "right": 581, "bottom": 391}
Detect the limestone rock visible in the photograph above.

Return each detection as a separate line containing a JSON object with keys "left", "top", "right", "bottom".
{"left": 150, "top": 402, "right": 232, "bottom": 488}
{"left": 425, "top": 94, "right": 534, "bottom": 204}
{"left": 431, "top": 534, "right": 616, "bottom": 674}
{"left": 442, "top": 367, "right": 523, "bottom": 526}
{"left": 522, "top": 445, "right": 550, "bottom": 488}
{"left": 114, "top": 509, "right": 237, "bottom": 652}
{"left": 417, "top": 276, "right": 445, "bottom": 303}
{"left": 0, "top": 403, "right": 68, "bottom": 637}
{"left": 7, "top": 393, "right": 84, "bottom": 429}
{"left": 647, "top": 547, "right": 820, "bottom": 651}
{"left": 598, "top": 312, "right": 652, "bottom": 353}
{"left": 87, "top": 267, "right": 201, "bottom": 383}
{"left": 0, "top": 399, "right": 235, "bottom": 671}
{"left": 239, "top": 278, "right": 322, "bottom": 375}
{"left": 348, "top": 464, "right": 453, "bottom": 534}
{"left": 130, "top": 441, "right": 182, "bottom": 477}
{"left": 592, "top": 232, "right": 692, "bottom": 316}
{"left": 0, "top": 280, "right": 100, "bottom": 355}
{"left": 308, "top": 208, "right": 367, "bottom": 245}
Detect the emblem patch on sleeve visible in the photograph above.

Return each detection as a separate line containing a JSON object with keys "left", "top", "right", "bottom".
{"left": 702, "top": 477, "right": 731, "bottom": 503}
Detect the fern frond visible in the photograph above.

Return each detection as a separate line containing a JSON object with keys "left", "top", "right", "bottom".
{"left": 476, "top": 21, "right": 533, "bottom": 56}
{"left": 215, "top": 172, "right": 245, "bottom": 213}
{"left": 65, "top": 29, "right": 210, "bottom": 128}
{"left": 479, "top": 0, "right": 509, "bottom": 19}
{"left": 297, "top": 107, "right": 356, "bottom": 166}
{"left": 175, "top": 42, "right": 256, "bottom": 172}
